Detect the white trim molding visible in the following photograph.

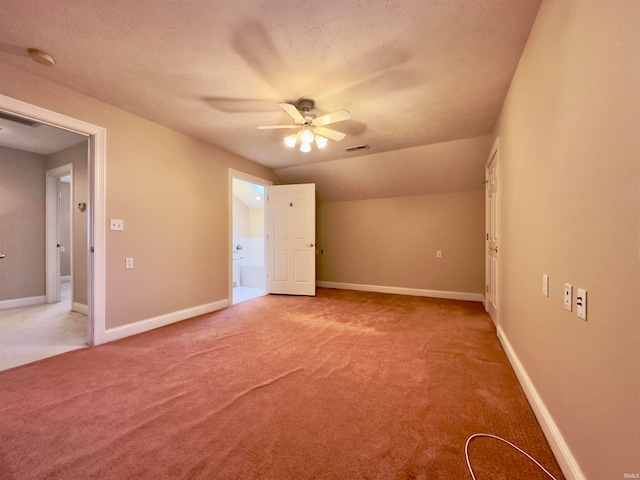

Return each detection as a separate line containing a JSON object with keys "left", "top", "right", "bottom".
{"left": 497, "top": 326, "right": 586, "bottom": 480}
{"left": 0, "top": 296, "right": 46, "bottom": 310}
{"left": 103, "top": 299, "right": 229, "bottom": 343}
{"left": 72, "top": 303, "right": 89, "bottom": 315}
{"left": 316, "top": 281, "right": 484, "bottom": 302}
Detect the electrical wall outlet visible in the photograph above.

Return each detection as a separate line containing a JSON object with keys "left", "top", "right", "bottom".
{"left": 110, "top": 219, "right": 124, "bottom": 231}
{"left": 125, "top": 258, "right": 134, "bottom": 269}
{"left": 576, "top": 288, "right": 587, "bottom": 320}
{"left": 542, "top": 274, "right": 549, "bottom": 297}
{"left": 436, "top": 250, "right": 442, "bottom": 258}
{"left": 563, "top": 283, "right": 573, "bottom": 311}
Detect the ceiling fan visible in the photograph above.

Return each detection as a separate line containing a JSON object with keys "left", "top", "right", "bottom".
{"left": 257, "top": 99, "right": 350, "bottom": 152}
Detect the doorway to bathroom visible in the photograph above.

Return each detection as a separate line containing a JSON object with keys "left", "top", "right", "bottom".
{"left": 230, "top": 171, "right": 271, "bottom": 304}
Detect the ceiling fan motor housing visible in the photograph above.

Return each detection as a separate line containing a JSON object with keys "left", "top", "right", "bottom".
{"left": 296, "top": 99, "right": 315, "bottom": 112}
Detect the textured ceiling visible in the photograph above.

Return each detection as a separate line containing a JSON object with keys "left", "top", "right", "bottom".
{"left": 0, "top": 114, "right": 86, "bottom": 155}
{"left": 0, "top": 0, "right": 541, "bottom": 201}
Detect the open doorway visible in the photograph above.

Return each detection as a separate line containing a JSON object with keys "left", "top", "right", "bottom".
{"left": 229, "top": 170, "right": 271, "bottom": 304}
{"left": 46, "top": 163, "right": 74, "bottom": 306}
{"left": 0, "top": 94, "right": 106, "bottom": 369}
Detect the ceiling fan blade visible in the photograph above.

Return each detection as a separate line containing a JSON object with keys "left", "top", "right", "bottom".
{"left": 256, "top": 124, "right": 299, "bottom": 130}
{"left": 313, "top": 126, "right": 346, "bottom": 141}
{"left": 279, "top": 103, "right": 306, "bottom": 124}
{"left": 312, "top": 109, "right": 350, "bottom": 127}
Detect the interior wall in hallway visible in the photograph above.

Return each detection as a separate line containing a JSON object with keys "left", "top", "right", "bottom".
{"left": 0, "top": 146, "right": 47, "bottom": 302}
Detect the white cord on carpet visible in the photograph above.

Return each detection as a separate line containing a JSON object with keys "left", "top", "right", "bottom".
{"left": 465, "top": 433, "right": 558, "bottom": 480}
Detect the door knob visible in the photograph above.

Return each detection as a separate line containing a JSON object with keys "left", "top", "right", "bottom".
{"left": 306, "top": 243, "right": 315, "bottom": 247}
{"left": 0, "top": 253, "right": 5, "bottom": 259}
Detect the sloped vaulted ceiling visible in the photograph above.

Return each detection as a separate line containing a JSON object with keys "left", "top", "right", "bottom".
{"left": 0, "top": 0, "right": 541, "bottom": 201}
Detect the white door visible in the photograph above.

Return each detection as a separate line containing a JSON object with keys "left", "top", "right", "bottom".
{"left": 45, "top": 166, "right": 66, "bottom": 303}
{"left": 485, "top": 140, "right": 499, "bottom": 325}
{"left": 266, "top": 184, "right": 316, "bottom": 296}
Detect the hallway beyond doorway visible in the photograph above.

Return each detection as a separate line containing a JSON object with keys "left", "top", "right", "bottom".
{"left": 0, "top": 280, "right": 86, "bottom": 371}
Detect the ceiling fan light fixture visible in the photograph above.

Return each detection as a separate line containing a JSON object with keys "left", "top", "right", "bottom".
{"left": 257, "top": 100, "right": 351, "bottom": 153}
{"left": 315, "top": 135, "right": 328, "bottom": 149}
{"left": 299, "top": 142, "right": 311, "bottom": 153}
{"left": 284, "top": 134, "right": 297, "bottom": 148}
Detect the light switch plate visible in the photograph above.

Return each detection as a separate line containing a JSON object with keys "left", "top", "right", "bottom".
{"left": 576, "top": 288, "right": 587, "bottom": 320}
{"left": 542, "top": 274, "right": 549, "bottom": 297}
{"left": 563, "top": 283, "right": 573, "bottom": 311}
{"left": 110, "top": 219, "right": 124, "bottom": 231}
{"left": 125, "top": 258, "right": 134, "bottom": 269}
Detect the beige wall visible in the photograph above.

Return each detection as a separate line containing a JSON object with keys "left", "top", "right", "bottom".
{"left": 0, "top": 62, "right": 277, "bottom": 329}
{"left": 494, "top": 0, "right": 640, "bottom": 478}
{"left": 47, "top": 141, "right": 89, "bottom": 305}
{"left": 249, "top": 208, "right": 264, "bottom": 238}
{"left": 232, "top": 196, "right": 250, "bottom": 238}
{"left": 0, "top": 146, "right": 47, "bottom": 301}
{"left": 317, "top": 190, "right": 485, "bottom": 294}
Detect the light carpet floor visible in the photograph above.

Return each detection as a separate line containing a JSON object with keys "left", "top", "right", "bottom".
{"left": 0, "top": 281, "right": 87, "bottom": 371}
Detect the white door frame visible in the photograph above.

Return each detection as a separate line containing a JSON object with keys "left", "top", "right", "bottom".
{"left": 0, "top": 94, "right": 107, "bottom": 346}
{"left": 228, "top": 169, "right": 272, "bottom": 304}
{"left": 485, "top": 137, "right": 499, "bottom": 325}
{"left": 45, "top": 163, "right": 73, "bottom": 304}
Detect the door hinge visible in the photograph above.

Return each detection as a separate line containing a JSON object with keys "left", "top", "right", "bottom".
{"left": 486, "top": 285, "right": 489, "bottom": 293}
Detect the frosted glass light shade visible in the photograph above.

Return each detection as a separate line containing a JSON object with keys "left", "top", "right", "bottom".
{"left": 315, "top": 135, "right": 328, "bottom": 149}
{"left": 300, "top": 129, "right": 315, "bottom": 144}
{"left": 284, "top": 134, "right": 297, "bottom": 148}
{"left": 299, "top": 142, "right": 311, "bottom": 153}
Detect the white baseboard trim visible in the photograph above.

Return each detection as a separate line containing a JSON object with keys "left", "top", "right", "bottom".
{"left": 0, "top": 295, "right": 45, "bottom": 310}
{"left": 103, "top": 299, "right": 229, "bottom": 343}
{"left": 497, "top": 326, "right": 585, "bottom": 480}
{"left": 316, "top": 281, "right": 483, "bottom": 302}
{"left": 72, "top": 302, "right": 88, "bottom": 315}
